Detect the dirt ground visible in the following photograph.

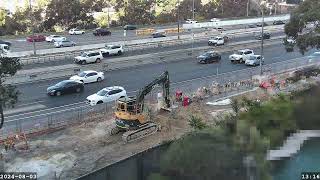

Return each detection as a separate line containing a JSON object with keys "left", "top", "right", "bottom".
{"left": 2, "top": 72, "right": 320, "bottom": 180}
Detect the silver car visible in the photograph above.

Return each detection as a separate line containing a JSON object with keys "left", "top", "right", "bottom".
{"left": 54, "top": 40, "right": 76, "bottom": 48}
{"left": 245, "top": 55, "right": 264, "bottom": 66}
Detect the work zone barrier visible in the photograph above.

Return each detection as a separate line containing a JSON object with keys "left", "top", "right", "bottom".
{"left": 164, "top": 28, "right": 184, "bottom": 34}
{"left": 136, "top": 28, "right": 156, "bottom": 36}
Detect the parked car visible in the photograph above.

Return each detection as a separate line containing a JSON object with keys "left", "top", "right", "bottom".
{"left": 229, "top": 49, "right": 254, "bottom": 63}
{"left": 245, "top": 55, "right": 264, "bottom": 66}
{"left": 74, "top": 51, "right": 103, "bottom": 65}
{"left": 26, "top": 35, "right": 46, "bottom": 42}
{"left": 54, "top": 40, "right": 76, "bottom": 48}
{"left": 100, "top": 45, "right": 123, "bottom": 57}
{"left": 255, "top": 32, "right": 271, "bottom": 40}
{"left": 45, "top": 35, "right": 66, "bottom": 42}
{"left": 186, "top": 19, "right": 198, "bottom": 24}
{"left": 124, "top": 25, "right": 137, "bottom": 30}
{"left": 210, "top": 18, "right": 221, "bottom": 22}
{"left": 69, "top": 28, "right": 85, "bottom": 35}
{"left": 152, "top": 32, "right": 166, "bottom": 38}
{"left": 0, "top": 40, "right": 11, "bottom": 46}
{"left": 86, "top": 86, "right": 127, "bottom": 106}
{"left": 256, "top": 22, "right": 268, "bottom": 27}
{"left": 308, "top": 52, "right": 320, "bottom": 62}
{"left": 93, "top": 28, "right": 111, "bottom": 36}
{"left": 208, "top": 36, "right": 225, "bottom": 46}
{"left": 47, "top": 80, "right": 84, "bottom": 96}
{"left": 197, "top": 51, "right": 221, "bottom": 64}
{"left": 70, "top": 70, "right": 104, "bottom": 83}
{"left": 273, "top": 20, "right": 285, "bottom": 25}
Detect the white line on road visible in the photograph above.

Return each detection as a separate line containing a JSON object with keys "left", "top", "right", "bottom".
{"left": 16, "top": 101, "right": 45, "bottom": 107}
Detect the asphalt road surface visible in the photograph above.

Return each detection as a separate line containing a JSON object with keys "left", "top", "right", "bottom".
{"left": 7, "top": 42, "right": 316, "bottom": 117}
{"left": 4, "top": 23, "right": 272, "bottom": 52}
{"left": 21, "top": 31, "right": 285, "bottom": 70}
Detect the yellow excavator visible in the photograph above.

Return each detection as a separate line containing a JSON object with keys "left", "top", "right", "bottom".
{"left": 110, "top": 71, "right": 171, "bottom": 142}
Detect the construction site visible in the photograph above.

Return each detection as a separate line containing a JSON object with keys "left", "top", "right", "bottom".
{"left": 1, "top": 63, "right": 320, "bottom": 179}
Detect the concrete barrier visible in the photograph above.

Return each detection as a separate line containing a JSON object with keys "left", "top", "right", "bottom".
{"left": 183, "top": 14, "right": 290, "bottom": 29}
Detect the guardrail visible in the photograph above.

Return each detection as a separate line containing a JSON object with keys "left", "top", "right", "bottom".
{"left": 19, "top": 26, "right": 284, "bottom": 65}
{"left": 1, "top": 55, "right": 318, "bottom": 141}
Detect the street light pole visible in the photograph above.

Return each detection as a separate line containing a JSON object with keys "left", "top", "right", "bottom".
{"left": 177, "top": 0, "right": 180, "bottom": 40}
{"left": 29, "top": 0, "right": 36, "bottom": 55}
{"left": 260, "top": 4, "right": 265, "bottom": 76}
{"left": 192, "top": 0, "right": 195, "bottom": 55}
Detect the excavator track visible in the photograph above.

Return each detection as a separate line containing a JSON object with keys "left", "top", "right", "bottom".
{"left": 122, "top": 122, "right": 158, "bottom": 143}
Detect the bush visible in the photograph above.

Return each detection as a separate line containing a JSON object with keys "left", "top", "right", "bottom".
{"left": 188, "top": 115, "right": 207, "bottom": 130}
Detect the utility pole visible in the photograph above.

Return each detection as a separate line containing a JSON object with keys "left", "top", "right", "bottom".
{"left": 260, "top": 2, "right": 265, "bottom": 76}
{"left": 247, "top": 0, "right": 250, "bottom": 17}
{"left": 107, "top": 4, "right": 110, "bottom": 28}
{"left": 29, "top": 0, "right": 36, "bottom": 55}
{"left": 191, "top": 0, "right": 195, "bottom": 52}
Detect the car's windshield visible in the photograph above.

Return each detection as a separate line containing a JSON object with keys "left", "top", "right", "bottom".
{"left": 81, "top": 53, "right": 88, "bottom": 57}
{"left": 236, "top": 51, "right": 243, "bottom": 55}
{"left": 97, "top": 89, "right": 109, "bottom": 96}
{"left": 311, "top": 52, "right": 320, "bottom": 56}
{"left": 203, "top": 52, "right": 212, "bottom": 56}
{"left": 55, "top": 81, "right": 67, "bottom": 87}
{"left": 78, "top": 72, "right": 86, "bottom": 77}
{"left": 105, "top": 45, "right": 112, "bottom": 49}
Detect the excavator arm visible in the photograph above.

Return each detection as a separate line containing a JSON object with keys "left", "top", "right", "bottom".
{"left": 136, "top": 71, "right": 170, "bottom": 108}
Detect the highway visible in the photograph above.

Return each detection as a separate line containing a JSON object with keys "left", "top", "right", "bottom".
{"left": 21, "top": 30, "right": 284, "bottom": 70}
{"left": 6, "top": 42, "right": 316, "bottom": 117}
{"left": 5, "top": 23, "right": 266, "bottom": 52}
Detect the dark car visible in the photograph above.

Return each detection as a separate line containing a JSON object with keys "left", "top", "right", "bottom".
{"left": 256, "top": 22, "right": 268, "bottom": 27}
{"left": 197, "top": 51, "right": 221, "bottom": 64}
{"left": 0, "top": 40, "right": 11, "bottom": 46}
{"left": 47, "top": 80, "right": 84, "bottom": 96}
{"left": 26, "top": 35, "right": 46, "bottom": 42}
{"left": 273, "top": 20, "right": 285, "bottom": 25}
{"left": 152, "top": 32, "right": 166, "bottom": 38}
{"left": 124, "top": 25, "right": 137, "bottom": 30}
{"left": 93, "top": 28, "right": 111, "bottom": 36}
{"left": 248, "top": 24, "right": 256, "bottom": 28}
{"left": 255, "top": 32, "right": 271, "bottom": 40}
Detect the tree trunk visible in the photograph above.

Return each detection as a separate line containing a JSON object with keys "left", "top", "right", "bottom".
{"left": 0, "top": 104, "right": 4, "bottom": 129}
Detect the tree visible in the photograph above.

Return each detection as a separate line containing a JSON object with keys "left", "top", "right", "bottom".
{"left": 159, "top": 128, "right": 247, "bottom": 180}
{"left": 0, "top": 9, "right": 6, "bottom": 27}
{"left": 0, "top": 57, "right": 22, "bottom": 129}
{"left": 284, "top": 0, "right": 320, "bottom": 53}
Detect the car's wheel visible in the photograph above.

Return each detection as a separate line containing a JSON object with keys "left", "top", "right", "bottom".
{"left": 96, "top": 58, "right": 101, "bottom": 63}
{"left": 80, "top": 80, "right": 84, "bottom": 84}
{"left": 105, "top": 52, "right": 109, "bottom": 56}
{"left": 72, "top": 44, "right": 75, "bottom": 46}
{"left": 82, "top": 32, "right": 84, "bottom": 34}
{"left": 117, "top": 51, "right": 122, "bottom": 55}
{"left": 97, "top": 101, "right": 103, "bottom": 104}
{"left": 55, "top": 91, "right": 61, "bottom": 96}
{"left": 52, "top": 39, "right": 55, "bottom": 42}
{"left": 239, "top": 58, "right": 243, "bottom": 63}
{"left": 76, "top": 87, "right": 81, "bottom": 93}
{"left": 97, "top": 77, "right": 102, "bottom": 82}
{"left": 81, "top": 60, "right": 87, "bottom": 65}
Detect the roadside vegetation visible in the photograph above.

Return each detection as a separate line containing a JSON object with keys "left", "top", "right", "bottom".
{"left": 0, "top": 0, "right": 259, "bottom": 36}
{"left": 149, "top": 82, "right": 320, "bottom": 180}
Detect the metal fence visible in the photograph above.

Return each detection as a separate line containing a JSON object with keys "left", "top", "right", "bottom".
{"left": 1, "top": 56, "right": 318, "bottom": 141}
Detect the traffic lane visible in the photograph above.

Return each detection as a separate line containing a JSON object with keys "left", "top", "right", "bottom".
{"left": 20, "top": 30, "right": 285, "bottom": 70}
{"left": 14, "top": 42, "right": 312, "bottom": 110}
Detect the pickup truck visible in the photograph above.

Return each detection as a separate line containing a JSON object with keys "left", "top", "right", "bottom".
{"left": 229, "top": 49, "right": 254, "bottom": 63}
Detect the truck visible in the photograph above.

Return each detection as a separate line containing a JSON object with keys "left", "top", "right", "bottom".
{"left": 229, "top": 49, "right": 254, "bottom": 63}
{"left": 0, "top": 44, "right": 10, "bottom": 57}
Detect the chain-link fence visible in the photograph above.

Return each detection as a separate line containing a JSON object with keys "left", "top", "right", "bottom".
{"left": 1, "top": 56, "right": 319, "bottom": 141}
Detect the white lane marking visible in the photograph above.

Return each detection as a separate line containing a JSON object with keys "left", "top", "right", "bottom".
{"left": 15, "top": 39, "right": 26, "bottom": 42}
{"left": 16, "top": 101, "right": 45, "bottom": 107}
{"left": 4, "top": 104, "right": 47, "bottom": 116}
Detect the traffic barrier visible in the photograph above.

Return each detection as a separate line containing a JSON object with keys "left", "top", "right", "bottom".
{"left": 164, "top": 28, "right": 184, "bottom": 34}
{"left": 136, "top": 29, "right": 156, "bottom": 36}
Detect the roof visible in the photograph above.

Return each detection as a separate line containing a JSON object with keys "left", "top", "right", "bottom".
{"left": 82, "top": 70, "right": 97, "bottom": 74}
{"left": 102, "top": 86, "right": 124, "bottom": 91}
{"left": 238, "top": 49, "right": 253, "bottom": 52}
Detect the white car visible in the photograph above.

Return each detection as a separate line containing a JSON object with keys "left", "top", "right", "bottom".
{"left": 100, "top": 45, "right": 124, "bottom": 57}
{"left": 186, "top": 19, "right": 198, "bottom": 24}
{"left": 245, "top": 55, "right": 264, "bottom": 66}
{"left": 69, "top": 70, "right": 104, "bottom": 83}
{"left": 208, "top": 36, "right": 224, "bottom": 46}
{"left": 210, "top": 18, "right": 221, "bottom": 22}
{"left": 74, "top": 51, "right": 103, "bottom": 65}
{"left": 69, "top": 28, "right": 85, "bottom": 35}
{"left": 45, "top": 35, "right": 66, "bottom": 42}
{"left": 86, "top": 86, "right": 127, "bottom": 106}
{"left": 229, "top": 49, "right": 254, "bottom": 63}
